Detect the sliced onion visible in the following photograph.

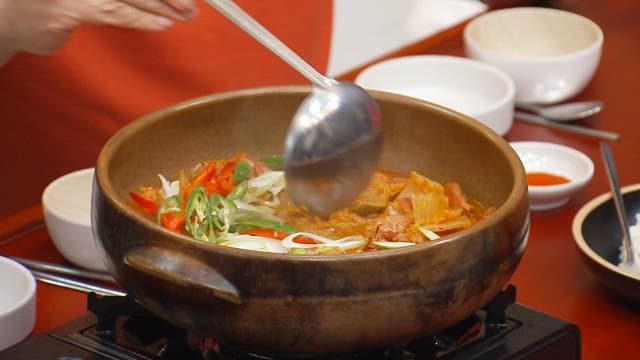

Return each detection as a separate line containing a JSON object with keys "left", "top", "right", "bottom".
{"left": 247, "top": 171, "right": 284, "bottom": 197}
{"left": 158, "top": 174, "right": 179, "bottom": 197}
{"left": 232, "top": 201, "right": 281, "bottom": 221}
{"left": 219, "top": 234, "right": 288, "bottom": 253}
{"left": 418, "top": 226, "right": 441, "bottom": 241}
{"left": 282, "top": 232, "right": 366, "bottom": 250}
{"left": 281, "top": 233, "right": 321, "bottom": 249}
{"left": 372, "top": 241, "right": 415, "bottom": 249}
{"left": 323, "top": 239, "right": 367, "bottom": 251}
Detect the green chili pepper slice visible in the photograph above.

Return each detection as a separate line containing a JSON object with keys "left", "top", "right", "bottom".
{"left": 226, "top": 180, "right": 248, "bottom": 201}
{"left": 260, "top": 155, "right": 284, "bottom": 170}
{"left": 209, "top": 193, "right": 237, "bottom": 236}
{"left": 209, "top": 194, "right": 224, "bottom": 231}
{"left": 156, "top": 195, "right": 181, "bottom": 225}
{"left": 232, "top": 159, "right": 251, "bottom": 183}
{"left": 234, "top": 216, "right": 297, "bottom": 233}
{"left": 185, "top": 185, "right": 212, "bottom": 241}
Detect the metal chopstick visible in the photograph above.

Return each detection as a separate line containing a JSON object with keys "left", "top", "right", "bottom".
{"left": 514, "top": 111, "right": 620, "bottom": 141}
{"left": 10, "top": 256, "right": 116, "bottom": 283}
{"left": 29, "top": 269, "right": 126, "bottom": 297}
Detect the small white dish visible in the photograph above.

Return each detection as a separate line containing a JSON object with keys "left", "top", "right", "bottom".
{"left": 42, "top": 167, "right": 107, "bottom": 272}
{"left": 355, "top": 55, "right": 515, "bottom": 136}
{"left": 510, "top": 141, "right": 594, "bottom": 211}
{"left": 464, "top": 7, "right": 603, "bottom": 104}
{"left": 0, "top": 256, "right": 36, "bottom": 351}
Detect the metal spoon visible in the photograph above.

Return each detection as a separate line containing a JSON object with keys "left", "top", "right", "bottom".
{"left": 205, "top": 0, "right": 383, "bottom": 216}
{"left": 516, "top": 101, "right": 603, "bottom": 122}
{"left": 600, "top": 143, "right": 637, "bottom": 272}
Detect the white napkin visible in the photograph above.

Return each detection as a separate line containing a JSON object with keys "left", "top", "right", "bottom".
{"left": 327, "top": 0, "right": 487, "bottom": 77}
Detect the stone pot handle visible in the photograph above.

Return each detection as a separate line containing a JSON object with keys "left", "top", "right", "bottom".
{"left": 123, "top": 246, "right": 242, "bottom": 305}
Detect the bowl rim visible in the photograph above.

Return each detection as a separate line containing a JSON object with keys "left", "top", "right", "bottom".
{"left": 464, "top": 7, "right": 604, "bottom": 63}
{"left": 42, "top": 167, "right": 95, "bottom": 227}
{"left": 354, "top": 54, "right": 516, "bottom": 119}
{"left": 510, "top": 141, "right": 594, "bottom": 194}
{"left": 0, "top": 256, "right": 36, "bottom": 316}
{"left": 95, "top": 85, "right": 528, "bottom": 261}
{"left": 572, "top": 183, "right": 640, "bottom": 282}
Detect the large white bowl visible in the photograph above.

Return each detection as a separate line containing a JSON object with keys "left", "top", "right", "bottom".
{"left": 355, "top": 55, "right": 516, "bottom": 136}
{"left": 464, "top": 7, "right": 603, "bottom": 104}
{"left": 0, "top": 256, "right": 36, "bottom": 351}
{"left": 42, "top": 168, "right": 106, "bottom": 272}
{"left": 510, "top": 141, "right": 594, "bottom": 211}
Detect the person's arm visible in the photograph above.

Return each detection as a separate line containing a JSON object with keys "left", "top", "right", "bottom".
{"left": 0, "top": 0, "right": 197, "bottom": 66}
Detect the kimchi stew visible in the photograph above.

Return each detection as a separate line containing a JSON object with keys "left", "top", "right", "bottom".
{"left": 128, "top": 153, "right": 495, "bottom": 255}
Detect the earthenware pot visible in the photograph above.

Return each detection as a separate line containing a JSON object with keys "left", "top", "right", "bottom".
{"left": 92, "top": 86, "right": 529, "bottom": 358}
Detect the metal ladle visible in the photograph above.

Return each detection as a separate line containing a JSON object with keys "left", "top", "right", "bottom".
{"left": 516, "top": 100, "right": 603, "bottom": 122}
{"left": 205, "top": 0, "right": 383, "bottom": 216}
{"left": 600, "top": 143, "right": 637, "bottom": 272}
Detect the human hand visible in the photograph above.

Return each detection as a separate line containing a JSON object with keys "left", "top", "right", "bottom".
{"left": 0, "top": 0, "right": 198, "bottom": 63}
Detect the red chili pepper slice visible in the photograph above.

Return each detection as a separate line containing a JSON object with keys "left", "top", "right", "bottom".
{"left": 160, "top": 212, "right": 185, "bottom": 232}
{"left": 217, "top": 161, "right": 237, "bottom": 196}
{"left": 183, "top": 161, "right": 217, "bottom": 199}
{"left": 240, "top": 228, "right": 289, "bottom": 240}
{"left": 129, "top": 191, "right": 160, "bottom": 214}
{"left": 291, "top": 236, "right": 318, "bottom": 245}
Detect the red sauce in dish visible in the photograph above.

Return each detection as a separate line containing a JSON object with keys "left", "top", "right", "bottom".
{"left": 526, "top": 172, "right": 570, "bottom": 186}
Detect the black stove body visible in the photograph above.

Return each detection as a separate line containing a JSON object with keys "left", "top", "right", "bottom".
{"left": 0, "top": 285, "right": 580, "bottom": 360}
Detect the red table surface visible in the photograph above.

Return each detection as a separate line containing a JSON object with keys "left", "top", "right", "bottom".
{"left": 2, "top": 1, "right": 640, "bottom": 359}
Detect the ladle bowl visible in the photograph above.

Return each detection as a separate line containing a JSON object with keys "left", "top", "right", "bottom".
{"left": 285, "top": 83, "right": 382, "bottom": 215}
{"left": 206, "top": 0, "right": 382, "bottom": 215}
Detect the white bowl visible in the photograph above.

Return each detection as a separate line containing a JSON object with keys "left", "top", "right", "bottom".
{"left": 42, "top": 168, "right": 106, "bottom": 272}
{"left": 464, "top": 7, "right": 603, "bottom": 104}
{"left": 0, "top": 256, "right": 36, "bottom": 351}
{"left": 510, "top": 141, "right": 594, "bottom": 211}
{"left": 355, "top": 55, "right": 516, "bottom": 135}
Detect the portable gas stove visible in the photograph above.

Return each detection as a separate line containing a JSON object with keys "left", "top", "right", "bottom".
{"left": 0, "top": 285, "right": 580, "bottom": 359}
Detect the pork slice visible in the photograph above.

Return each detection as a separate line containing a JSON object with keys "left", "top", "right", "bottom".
{"left": 373, "top": 215, "right": 412, "bottom": 242}
{"left": 444, "top": 182, "right": 474, "bottom": 212}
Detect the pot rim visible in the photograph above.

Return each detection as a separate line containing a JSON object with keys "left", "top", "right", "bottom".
{"left": 95, "top": 85, "right": 528, "bottom": 261}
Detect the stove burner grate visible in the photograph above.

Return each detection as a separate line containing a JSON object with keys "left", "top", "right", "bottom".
{"left": 0, "top": 284, "right": 581, "bottom": 360}
{"left": 75, "top": 285, "right": 519, "bottom": 359}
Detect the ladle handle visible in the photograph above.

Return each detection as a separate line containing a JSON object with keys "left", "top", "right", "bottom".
{"left": 205, "top": 0, "right": 335, "bottom": 89}
{"left": 601, "top": 143, "right": 636, "bottom": 265}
